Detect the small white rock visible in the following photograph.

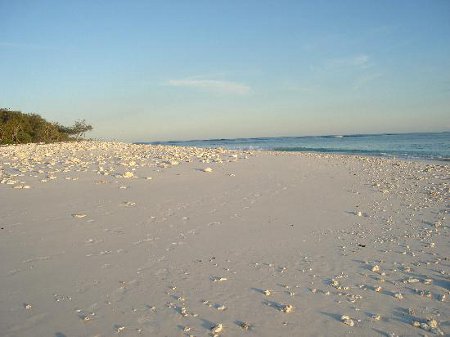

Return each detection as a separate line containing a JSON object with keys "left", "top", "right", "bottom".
{"left": 372, "top": 314, "right": 381, "bottom": 321}
{"left": 116, "top": 325, "right": 125, "bottom": 333}
{"left": 211, "top": 323, "right": 223, "bottom": 334}
{"left": 371, "top": 265, "right": 380, "bottom": 273}
{"left": 341, "top": 315, "right": 355, "bottom": 326}
{"left": 239, "top": 321, "right": 251, "bottom": 330}
{"left": 394, "top": 293, "right": 404, "bottom": 300}
{"left": 280, "top": 304, "right": 294, "bottom": 313}
{"left": 123, "top": 171, "right": 134, "bottom": 178}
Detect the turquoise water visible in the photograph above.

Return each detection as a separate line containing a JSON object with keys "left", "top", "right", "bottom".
{"left": 141, "top": 132, "right": 450, "bottom": 161}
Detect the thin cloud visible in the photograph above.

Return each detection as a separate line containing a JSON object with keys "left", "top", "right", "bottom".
{"left": 167, "top": 79, "right": 251, "bottom": 95}
{"left": 351, "top": 54, "right": 370, "bottom": 67}
{"left": 284, "top": 84, "right": 320, "bottom": 93}
{"left": 326, "top": 54, "right": 371, "bottom": 69}
{"left": 353, "top": 73, "right": 382, "bottom": 90}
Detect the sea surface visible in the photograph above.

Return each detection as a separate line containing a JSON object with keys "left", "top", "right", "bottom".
{"left": 141, "top": 132, "right": 450, "bottom": 161}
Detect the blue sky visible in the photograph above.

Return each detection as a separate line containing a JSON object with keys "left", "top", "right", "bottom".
{"left": 1, "top": 0, "right": 449, "bottom": 141}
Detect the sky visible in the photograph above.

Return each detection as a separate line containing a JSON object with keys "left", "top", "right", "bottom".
{"left": 1, "top": 0, "right": 450, "bottom": 141}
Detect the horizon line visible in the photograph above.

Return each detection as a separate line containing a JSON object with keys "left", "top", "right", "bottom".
{"left": 133, "top": 130, "right": 450, "bottom": 144}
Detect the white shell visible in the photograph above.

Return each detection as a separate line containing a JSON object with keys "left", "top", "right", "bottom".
{"left": 123, "top": 171, "right": 134, "bottom": 178}
{"left": 281, "top": 304, "right": 294, "bottom": 313}
{"left": 211, "top": 323, "right": 223, "bottom": 333}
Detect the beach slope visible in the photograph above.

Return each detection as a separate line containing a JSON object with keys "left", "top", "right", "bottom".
{"left": 0, "top": 142, "right": 448, "bottom": 337}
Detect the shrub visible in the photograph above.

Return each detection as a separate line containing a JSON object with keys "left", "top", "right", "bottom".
{"left": 0, "top": 108, "right": 93, "bottom": 144}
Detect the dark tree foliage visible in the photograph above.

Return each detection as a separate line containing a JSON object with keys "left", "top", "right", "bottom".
{"left": 0, "top": 108, "right": 93, "bottom": 145}
{"left": 60, "top": 119, "right": 94, "bottom": 141}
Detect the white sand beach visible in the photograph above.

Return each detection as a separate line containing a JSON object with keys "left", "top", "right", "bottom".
{"left": 0, "top": 141, "right": 448, "bottom": 337}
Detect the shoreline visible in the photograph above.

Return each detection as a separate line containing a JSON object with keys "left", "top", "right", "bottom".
{"left": 1, "top": 141, "right": 448, "bottom": 337}
{"left": 133, "top": 131, "right": 450, "bottom": 163}
{"left": 3, "top": 139, "right": 449, "bottom": 164}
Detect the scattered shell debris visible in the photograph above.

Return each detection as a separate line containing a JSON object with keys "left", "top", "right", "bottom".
{"left": 115, "top": 325, "right": 126, "bottom": 333}
{"left": 0, "top": 141, "right": 448, "bottom": 336}
{"left": 239, "top": 321, "right": 251, "bottom": 330}
{"left": 211, "top": 323, "right": 224, "bottom": 334}
{"left": 71, "top": 213, "right": 87, "bottom": 218}
{"left": 280, "top": 304, "right": 294, "bottom": 313}
{"left": 341, "top": 315, "right": 355, "bottom": 327}
{"left": 412, "top": 318, "right": 444, "bottom": 335}
{"left": 122, "top": 172, "right": 134, "bottom": 178}
{"left": 371, "top": 265, "right": 380, "bottom": 273}
{"left": 394, "top": 293, "right": 404, "bottom": 300}
{"left": 372, "top": 314, "right": 381, "bottom": 321}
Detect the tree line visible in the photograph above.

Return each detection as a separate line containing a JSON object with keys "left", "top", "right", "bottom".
{"left": 0, "top": 108, "right": 93, "bottom": 145}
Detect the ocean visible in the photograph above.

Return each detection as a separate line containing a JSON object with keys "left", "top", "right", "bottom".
{"left": 141, "top": 132, "right": 450, "bottom": 162}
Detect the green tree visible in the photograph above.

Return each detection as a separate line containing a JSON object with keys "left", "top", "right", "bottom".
{"left": 0, "top": 108, "right": 93, "bottom": 144}
{"left": 60, "top": 119, "right": 93, "bottom": 141}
